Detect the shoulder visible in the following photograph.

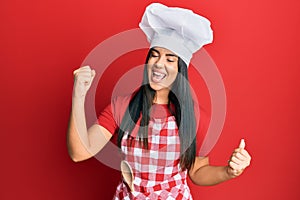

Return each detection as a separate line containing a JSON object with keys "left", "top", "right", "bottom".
{"left": 110, "top": 94, "right": 132, "bottom": 124}
{"left": 97, "top": 94, "right": 132, "bottom": 134}
{"left": 111, "top": 94, "right": 131, "bottom": 111}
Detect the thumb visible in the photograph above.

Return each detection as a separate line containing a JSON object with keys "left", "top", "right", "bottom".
{"left": 90, "top": 69, "right": 96, "bottom": 82}
{"left": 239, "top": 139, "right": 246, "bottom": 149}
{"left": 91, "top": 69, "right": 96, "bottom": 78}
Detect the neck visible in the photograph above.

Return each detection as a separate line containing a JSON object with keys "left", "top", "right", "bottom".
{"left": 153, "top": 89, "right": 169, "bottom": 104}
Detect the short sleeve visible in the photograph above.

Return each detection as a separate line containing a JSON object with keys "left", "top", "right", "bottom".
{"left": 97, "top": 103, "right": 117, "bottom": 135}
{"left": 97, "top": 96, "right": 131, "bottom": 135}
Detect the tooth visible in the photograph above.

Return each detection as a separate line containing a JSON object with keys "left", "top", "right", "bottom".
{"left": 154, "top": 72, "right": 164, "bottom": 77}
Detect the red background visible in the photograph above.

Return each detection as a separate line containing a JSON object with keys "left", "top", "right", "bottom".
{"left": 1, "top": 0, "right": 300, "bottom": 199}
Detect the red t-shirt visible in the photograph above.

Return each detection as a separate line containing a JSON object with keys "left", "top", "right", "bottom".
{"left": 97, "top": 95, "right": 210, "bottom": 156}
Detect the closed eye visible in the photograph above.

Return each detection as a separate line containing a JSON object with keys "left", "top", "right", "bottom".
{"left": 167, "top": 58, "right": 175, "bottom": 62}
{"left": 150, "top": 54, "right": 159, "bottom": 58}
{"left": 150, "top": 51, "right": 159, "bottom": 58}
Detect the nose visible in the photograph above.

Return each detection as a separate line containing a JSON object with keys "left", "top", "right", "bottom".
{"left": 154, "top": 56, "right": 165, "bottom": 68}
{"left": 155, "top": 62, "right": 164, "bottom": 68}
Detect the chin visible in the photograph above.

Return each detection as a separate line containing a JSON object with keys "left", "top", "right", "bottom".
{"left": 149, "top": 82, "right": 170, "bottom": 92}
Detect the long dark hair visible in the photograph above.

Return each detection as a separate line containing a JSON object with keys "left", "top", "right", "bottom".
{"left": 117, "top": 48, "right": 196, "bottom": 170}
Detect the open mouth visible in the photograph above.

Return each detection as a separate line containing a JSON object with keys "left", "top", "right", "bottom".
{"left": 151, "top": 71, "right": 166, "bottom": 83}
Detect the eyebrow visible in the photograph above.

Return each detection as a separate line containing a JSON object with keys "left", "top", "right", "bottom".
{"left": 151, "top": 49, "right": 178, "bottom": 58}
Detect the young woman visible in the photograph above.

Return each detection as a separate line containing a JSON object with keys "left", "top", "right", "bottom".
{"left": 67, "top": 3, "right": 251, "bottom": 200}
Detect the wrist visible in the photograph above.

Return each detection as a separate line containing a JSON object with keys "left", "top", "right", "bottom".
{"left": 72, "top": 90, "right": 87, "bottom": 100}
{"left": 226, "top": 165, "right": 243, "bottom": 179}
{"left": 72, "top": 96, "right": 86, "bottom": 107}
{"left": 225, "top": 166, "right": 235, "bottom": 179}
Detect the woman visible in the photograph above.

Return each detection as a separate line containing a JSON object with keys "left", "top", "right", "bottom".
{"left": 67, "top": 3, "right": 251, "bottom": 200}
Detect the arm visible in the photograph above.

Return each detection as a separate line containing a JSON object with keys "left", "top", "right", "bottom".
{"left": 189, "top": 139, "right": 251, "bottom": 186}
{"left": 67, "top": 66, "right": 112, "bottom": 162}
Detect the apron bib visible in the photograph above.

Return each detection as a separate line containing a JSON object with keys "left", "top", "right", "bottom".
{"left": 113, "top": 116, "right": 193, "bottom": 200}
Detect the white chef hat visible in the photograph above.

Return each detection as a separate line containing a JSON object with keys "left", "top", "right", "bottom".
{"left": 139, "top": 3, "right": 213, "bottom": 66}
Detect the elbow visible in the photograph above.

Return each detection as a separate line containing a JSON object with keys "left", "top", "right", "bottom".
{"left": 68, "top": 149, "right": 90, "bottom": 163}
{"left": 67, "top": 142, "right": 92, "bottom": 162}
{"left": 188, "top": 171, "right": 199, "bottom": 185}
{"left": 69, "top": 155, "right": 84, "bottom": 163}
{"left": 188, "top": 165, "right": 211, "bottom": 186}
{"left": 188, "top": 173, "right": 209, "bottom": 186}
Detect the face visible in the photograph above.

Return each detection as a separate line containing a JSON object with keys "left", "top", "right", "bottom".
{"left": 147, "top": 47, "right": 179, "bottom": 93}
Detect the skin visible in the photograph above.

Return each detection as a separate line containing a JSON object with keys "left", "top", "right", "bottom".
{"left": 67, "top": 66, "right": 112, "bottom": 162}
{"left": 147, "top": 47, "right": 178, "bottom": 104}
{"left": 67, "top": 47, "right": 251, "bottom": 185}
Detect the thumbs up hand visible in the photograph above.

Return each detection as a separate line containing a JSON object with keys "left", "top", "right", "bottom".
{"left": 227, "top": 139, "right": 251, "bottom": 178}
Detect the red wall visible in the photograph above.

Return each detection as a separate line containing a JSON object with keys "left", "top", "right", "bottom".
{"left": 1, "top": 0, "right": 300, "bottom": 199}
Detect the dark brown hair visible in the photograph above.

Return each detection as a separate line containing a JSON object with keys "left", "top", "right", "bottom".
{"left": 117, "top": 48, "right": 196, "bottom": 170}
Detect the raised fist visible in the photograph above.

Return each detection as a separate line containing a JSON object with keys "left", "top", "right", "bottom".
{"left": 73, "top": 66, "right": 96, "bottom": 98}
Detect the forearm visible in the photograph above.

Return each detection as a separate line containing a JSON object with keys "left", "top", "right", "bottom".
{"left": 67, "top": 97, "right": 92, "bottom": 161}
{"left": 189, "top": 165, "right": 233, "bottom": 186}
